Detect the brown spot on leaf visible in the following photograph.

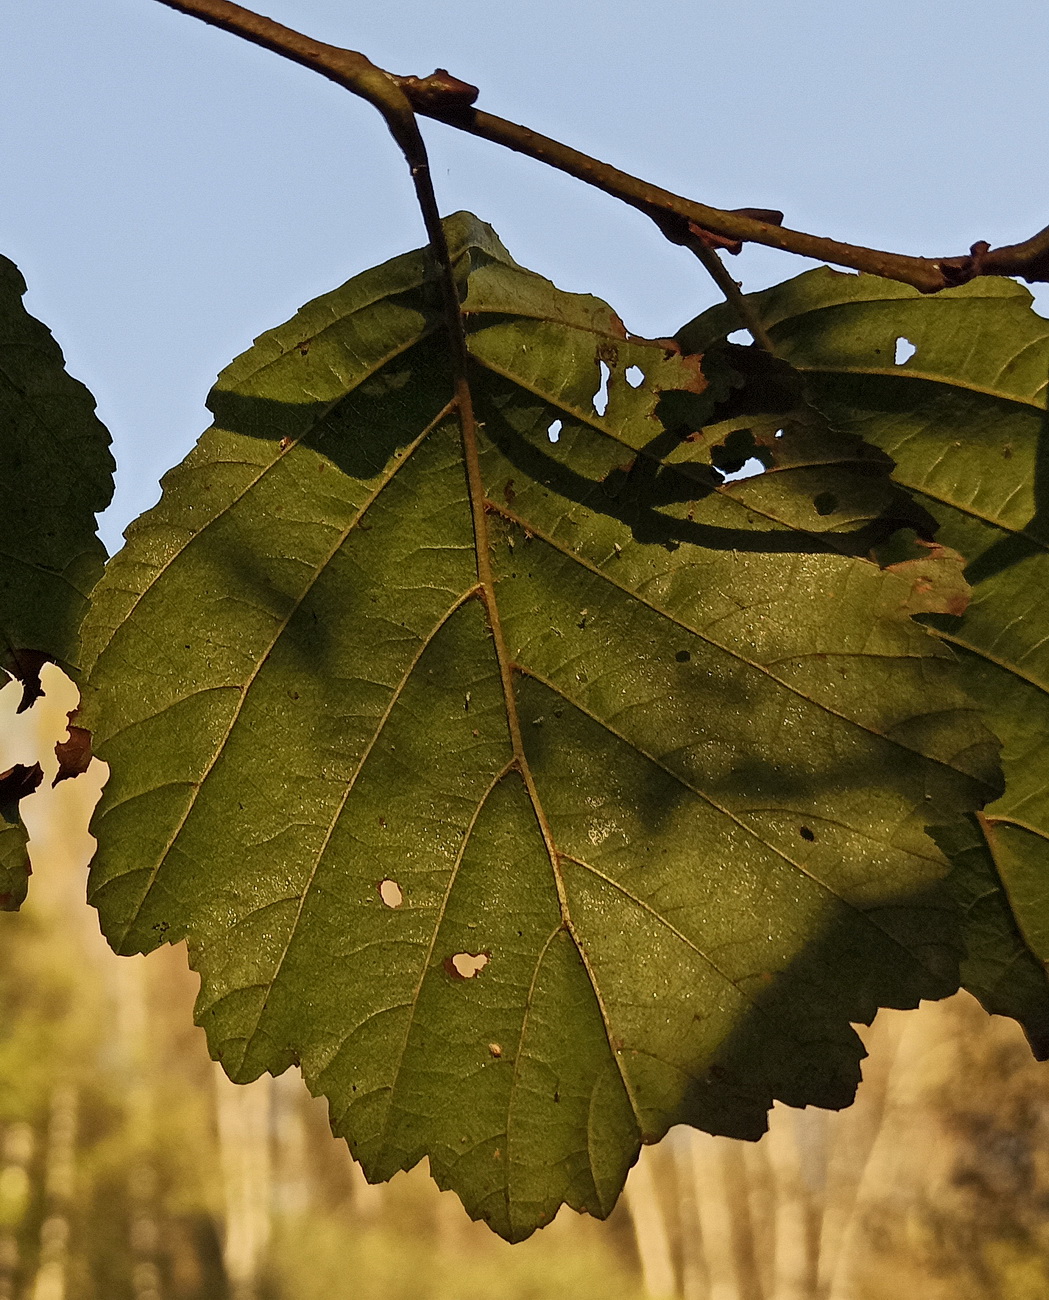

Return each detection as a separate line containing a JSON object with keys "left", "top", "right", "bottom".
{"left": 886, "top": 540, "right": 971, "bottom": 617}
{"left": 488, "top": 1042, "right": 503, "bottom": 1058}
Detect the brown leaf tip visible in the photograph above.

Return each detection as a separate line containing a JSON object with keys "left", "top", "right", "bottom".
{"left": 53, "top": 716, "right": 93, "bottom": 787}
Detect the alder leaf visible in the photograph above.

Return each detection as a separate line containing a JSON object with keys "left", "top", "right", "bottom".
{"left": 0, "top": 255, "right": 114, "bottom": 696}
{"left": 683, "top": 271, "right": 1049, "bottom": 1054}
{"left": 80, "top": 216, "right": 997, "bottom": 1238}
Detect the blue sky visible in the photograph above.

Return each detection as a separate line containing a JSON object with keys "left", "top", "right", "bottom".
{"left": 3, "top": 0, "right": 1048, "bottom": 549}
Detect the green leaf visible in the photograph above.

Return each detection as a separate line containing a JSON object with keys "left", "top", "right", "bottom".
{"left": 0, "top": 254, "right": 113, "bottom": 897}
{"left": 80, "top": 216, "right": 997, "bottom": 1238}
{"left": 683, "top": 270, "right": 1049, "bottom": 1054}
{"left": 0, "top": 762, "right": 41, "bottom": 912}
{"left": 0, "top": 254, "right": 114, "bottom": 692}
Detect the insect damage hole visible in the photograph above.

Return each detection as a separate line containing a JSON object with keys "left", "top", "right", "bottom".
{"left": 592, "top": 360, "right": 611, "bottom": 415}
{"left": 727, "top": 329, "right": 752, "bottom": 345}
{"left": 721, "top": 458, "right": 766, "bottom": 483}
{"left": 547, "top": 418, "right": 563, "bottom": 443}
{"left": 625, "top": 365, "right": 645, "bottom": 388}
{"left": 378, "top": 879, "right": 403, "bottom": 908}
{"left": 446, "top": 952, "right": 490, "bottom": 979}
{"left": 894, "top": 336, "right": 917, "bottom": 365}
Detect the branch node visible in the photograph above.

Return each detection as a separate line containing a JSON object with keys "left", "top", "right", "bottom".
{"left": 937, "top": 240, "right": 992, "bottom": 289}
{"left": 397, "top": 69, "right": 480, "bottom": 117}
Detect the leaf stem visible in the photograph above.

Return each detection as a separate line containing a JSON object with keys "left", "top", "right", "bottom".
{"left": 144, "top": 8, "right": 570, "bottom": 872}
{"left": 150, "top": 0, "right": 1049, "bottom": 295}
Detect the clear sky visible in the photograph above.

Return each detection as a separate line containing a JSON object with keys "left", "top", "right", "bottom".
{"left": 3, "top": 0, "right": 1048, "bottom": 551}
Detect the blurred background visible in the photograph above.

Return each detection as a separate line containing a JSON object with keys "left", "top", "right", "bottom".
{"left": 3, "top": 1, "right": 1049, "bottom": 1296}
{"left": 4, "top": 673, "right": 1049, "bottom": 1300}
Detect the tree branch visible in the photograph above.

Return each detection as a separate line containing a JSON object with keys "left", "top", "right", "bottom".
{"left": 151, "top": 0, "right": 1049, "bottom": 296}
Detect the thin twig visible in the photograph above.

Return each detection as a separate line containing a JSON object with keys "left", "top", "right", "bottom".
{"left": 648, "top": 210, "right": 777, "bottom": 350}
{"left": 150, "top": 0, "right": 1049, "bottom": 296}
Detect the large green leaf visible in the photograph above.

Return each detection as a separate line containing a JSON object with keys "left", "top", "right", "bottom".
{"left": 682, "top": 271, "right": 1049, "bottom": 1054}
{"left": 80, "top": 215, "right": 997, "bottom": 1238}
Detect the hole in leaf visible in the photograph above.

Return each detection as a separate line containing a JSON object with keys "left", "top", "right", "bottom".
{"left": 675, "top": 650, "right": 691, "bottom": 663}
{"left": 547, "top": 419, "right": 563, "bottom": 443}
{"left": 799, "top": 826, "right": 816, "bottom": 842}
{"left": 727, "top": 329, "right": 752, "bottom": 345}
{"left": 710, "top": 427, "right": 774, "bottom": 480}
{"left": 813, "top": 492, "right": 838, "bottom": 516}
{"left": 592, "top": 361, "right": 611, "bottom": 416}
{"left": 894, "top": 336, "right": 917, "bottom": 365}
{"left": 625, "top": 365, "right": 644, "bottom": 388}
{"left": 446, "top": 952, "right": 490, "bottom": 980}
{"left": 379, "top": 879, "right": 403, "bottom": 908}
{"left": 722, "top": 457, "right": 766, "bottom": 484}
{"left": 773, "top": 428, "right": 785, "bottom": 439}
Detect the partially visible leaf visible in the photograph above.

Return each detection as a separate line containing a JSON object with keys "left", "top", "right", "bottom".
{"left": 0, "top": 253, "right": 114, "bottom": 695}
{"left": 81, "top": 216, "right": 997, "bottom": 1238}
{"left": 53, "top": 714, "right": 92, "bottom": 786}
{"left": 0, "top": 762, "right": 42, "bottom": 912}
{"left": 683, "top": 271, "right": 1049, "bottom": 1051}
{"left": 0, "top": 819, "right": 31, "bottom": 913}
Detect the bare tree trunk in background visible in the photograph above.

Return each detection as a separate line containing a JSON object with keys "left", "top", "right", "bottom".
{"left": 272, "top": 1071, "right": 310, "bottom": 1219}
{"left": 113, "top": 954, "right": 165, "bottom": 1300}
{"left": 625, "top": 1147, "right": 679, "bottom": 1298}
{"left": 0, "top": 1123, "right": 34, "bottom": 1299}
{"left": 30, "top": 1086, "right": 78, "bottom": 1300}
{"left": 763, "top": 1108, "right": 817, "bottom": 1300}
{"left": 346, "top": 1152, "right": 385, "bottom": 1223}
{"left": 671, "top": 1130, "right": 710, "bottom": 1300}
{"left": 683, "top": 1131, "right": 763, "bottom": 1300}
{"left": 822, "top": 1011, "right": 927, "bottom": 1300}
{"left": 741, "top": 1137, "right": 776, "bottom": 1299}
{"left": 813, "top": 1015, "right": 903, "bottom": 1298}
{"left": 213, "top": 1069, "right": 274, "bottom": 1300}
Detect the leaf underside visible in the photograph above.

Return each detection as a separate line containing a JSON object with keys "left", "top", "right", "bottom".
{"left": 81, "top": 215, "right": 997, "bottom": 1239}
{"left": 683, "top": 270, "right": 1049, "bottom": 1056}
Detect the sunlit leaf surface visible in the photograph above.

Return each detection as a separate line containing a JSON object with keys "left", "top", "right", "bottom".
{"left": 81, "top": 217, "right": 997, "bottom": 1237}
